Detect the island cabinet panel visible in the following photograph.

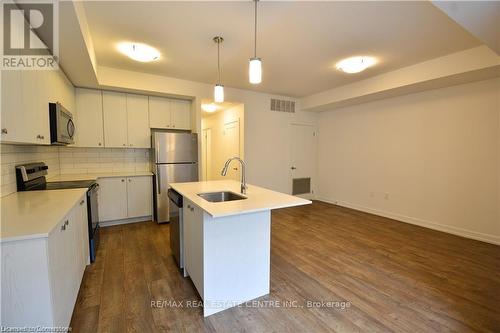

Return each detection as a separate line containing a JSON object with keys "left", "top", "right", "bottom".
{"left": 183, "top": 198, "right": 204, "bottom": 298}
{"left": 202, "top": 210, "right": 271, "bottom": 317}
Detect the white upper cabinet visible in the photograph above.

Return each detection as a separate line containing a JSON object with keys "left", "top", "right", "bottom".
{"left": 149, "top": 96, "right": 191, "bottom": 130}
{"left": 149, "top": 96, "right": 171, "bottom": 129}
{"left": 126, "top": 94, "right": 150, "bottom": 148}
{"left": 103, "top": 91, "right": 128, "bottom": 148}
{"left": 171, "top": 99, "right": 191, "bottom": 130}
{"left": 1, "top": 70, "right": 22, "bottom": 142}
{"left": 75, "top": 88, "right": 104, "bottom": 147}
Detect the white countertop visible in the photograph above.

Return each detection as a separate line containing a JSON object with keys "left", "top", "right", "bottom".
{"left": 49, "top": 171, "right": 153, "bottom": 182}
{"left": 1, "top": 189, "right": 88, "bottom": 243}
{"left": 169, "top": 180, "right": 311, "bottom": 218}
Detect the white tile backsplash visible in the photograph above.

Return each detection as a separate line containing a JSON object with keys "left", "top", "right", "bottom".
{"left": 58, "top": 147, "right": 150, "bottom": 175}
{"left": 0, "top": 144, "right": 151, "bottom": 197}
{"left": 0, "top": 144, "right": 61, "bottom": 197}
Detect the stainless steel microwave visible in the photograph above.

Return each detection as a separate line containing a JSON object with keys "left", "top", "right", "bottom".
{"left": 49, "top": 102, "right": 75, "bottom": 145}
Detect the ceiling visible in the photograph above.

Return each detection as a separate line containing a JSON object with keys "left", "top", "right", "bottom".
{"left": 81, "top": 1, "right": 481, "bottom": 97}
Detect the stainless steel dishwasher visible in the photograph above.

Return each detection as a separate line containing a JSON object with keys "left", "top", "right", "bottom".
{"left": 167, "top": 188, "right": 184, "bottom": 271}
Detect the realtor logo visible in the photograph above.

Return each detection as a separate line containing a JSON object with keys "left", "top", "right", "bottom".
{"left": 2, "top": 1, "right": 58, "bottom": 69}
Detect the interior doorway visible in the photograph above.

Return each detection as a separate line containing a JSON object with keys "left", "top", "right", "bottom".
{"left": 201, "top": 101, "right": 244, "bottom": 181}
{"left": 290, "top": 123, "right": 317, "bottom": 199}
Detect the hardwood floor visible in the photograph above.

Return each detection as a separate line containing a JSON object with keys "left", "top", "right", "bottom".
{"left": 70, "top": 201, "right": 500, "bottom": 332}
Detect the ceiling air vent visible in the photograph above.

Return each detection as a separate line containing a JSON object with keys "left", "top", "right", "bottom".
{"left": 270, "top": 98, "right": 295, "bottom": 113}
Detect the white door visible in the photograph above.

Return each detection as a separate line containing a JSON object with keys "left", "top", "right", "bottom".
{"left": 222, "top": 120, "right": 240, "bottom": 181}
{"left": 126, "top": 94, "right": 150, "bottom": 148}
{"left": 75, "top": 88, "right": 104, "bottom": 147}
{"left": 171, "top": 99, "right": 191, "bottom": 130}
{"left": 149, "top": 96, "right": 171, "bottom": 129}
{"left": 103, "top": 91, "right": 127, "bottom": 147}
{"left": 290, "top": 124, "right": 317, "bottom": 198}
{"left": 202, "top": 128, "right": 212, "bottom": 180}
{"left": 98, "top": 177, "right": 128, "bottom": 221}
{"left": 126, "top": 176, "right": 152, "bottom": 218}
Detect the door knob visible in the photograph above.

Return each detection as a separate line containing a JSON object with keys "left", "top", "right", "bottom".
{"left": 291, "top": 166, "right": 297, "bottom": 170}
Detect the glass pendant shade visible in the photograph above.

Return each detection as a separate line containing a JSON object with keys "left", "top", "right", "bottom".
{"left": 249, "top": 57, "right": 262, "bottom": 84}
{"left": 214, "top": 84, "right": 224, "bottom": 103}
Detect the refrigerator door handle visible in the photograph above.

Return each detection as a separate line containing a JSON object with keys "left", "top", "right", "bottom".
{"left": 156, "top": 165, "right": 161, "bottom": 194}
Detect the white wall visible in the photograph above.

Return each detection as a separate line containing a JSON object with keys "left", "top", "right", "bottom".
{"left": 97, "top": 66, "right": 317, "bottom": 193}
{"left": 316, "top": 78, "right": 500, "bottom": 244}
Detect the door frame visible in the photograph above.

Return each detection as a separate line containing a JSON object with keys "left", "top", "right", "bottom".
{"left": 289, "top": 122, "right": 317, "bottom": 199}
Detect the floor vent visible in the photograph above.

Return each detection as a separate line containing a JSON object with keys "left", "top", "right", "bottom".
{"left": 292, "top": 177, "right": 311, "bottom": 195}
{"left": 271, "top": 98, "right": 295, "bottom": 113}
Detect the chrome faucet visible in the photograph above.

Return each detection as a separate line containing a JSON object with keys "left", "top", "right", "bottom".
{"left": 221, "top": 157, "right": 247, "bottom": 194}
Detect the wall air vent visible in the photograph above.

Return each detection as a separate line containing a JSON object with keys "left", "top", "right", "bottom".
{"left": 270, "top": 98, "right": 295, "bottom": 113}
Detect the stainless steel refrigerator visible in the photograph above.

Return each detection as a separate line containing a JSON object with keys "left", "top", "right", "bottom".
{"left": 152, "top": 131, "right": 198, "bottom": 223}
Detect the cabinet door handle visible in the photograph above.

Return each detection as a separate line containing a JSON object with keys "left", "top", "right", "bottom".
{"left": 65, "top": 220, "right": 69, "bottom": 226}
{"left": 190, "top": 207, "right": 194, "bottom": 212}
{"left": 123, "top": 143, "right": 126, "bottom": 146}
{"left": 121, "top": 179, "right": 125, "bottom": 182}
{"left": 98, "top": 142, "right": 102, "bottom": 146}
{"left": 172, "top": 125, "right": 176, "bottom": 128}
{"left": 128, "top": 178, "right": 131, "bottom": 182}
{"left": 1, "top": 128, "right": 7, "bottom": 134}
{"left": 61, "top": 225, "right": 66, "bottom": 231}
{"left": 80, "top": 200, "right": 85, "bottom": 205}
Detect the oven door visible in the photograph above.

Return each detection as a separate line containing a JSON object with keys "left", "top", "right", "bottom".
{"left": 87, "top": 183, "right": 100, "bottom": 262}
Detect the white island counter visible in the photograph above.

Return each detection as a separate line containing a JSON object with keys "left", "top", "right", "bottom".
{"left": 169, "top": 180, "right": 311, "bottom": 317}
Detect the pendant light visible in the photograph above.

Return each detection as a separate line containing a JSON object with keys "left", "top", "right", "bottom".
{"left": 249, "top": 0, "right": 262, "bottom": 84}
{"left": 213, "top": 36, "right": 224, "bottom": 103}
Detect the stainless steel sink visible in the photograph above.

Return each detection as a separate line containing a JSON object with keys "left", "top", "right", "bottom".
{"left": 197, "top": 191, "right": 247, "bottom": 203}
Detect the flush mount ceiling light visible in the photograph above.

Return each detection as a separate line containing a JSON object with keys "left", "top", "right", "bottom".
{"left": 335, "top": 56, "right": 377, "bottom": 74}
{"left": 202, "top": 103, "right": 217, "bottom": 113}
{"left": 213, "top": 36, "right": 225, "bottom": 103}
{"left": 117, "top": 42, "right": 160, "bottom": 62}
{"left": 248, "top": 0, "right": 262, "bottom": 84}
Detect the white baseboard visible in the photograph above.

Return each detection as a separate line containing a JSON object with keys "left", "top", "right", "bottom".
{"left": 315, "top": 196, "right": 500, "bottom": 246}
{"left": 100, "top": 216, "right": 152, "bottom": 227}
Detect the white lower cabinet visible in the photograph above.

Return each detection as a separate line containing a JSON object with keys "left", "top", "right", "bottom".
{"left": 98, "top": 177, "right": 128, "bottom": 221}
{"left": 1, "top": 195, "right": 89, "bottom": 329}
{"left": 127, "top": 176, "right": 153, "bottom": 218}
{"left": 98, "top": 176, "right": 152, "bottom": 222}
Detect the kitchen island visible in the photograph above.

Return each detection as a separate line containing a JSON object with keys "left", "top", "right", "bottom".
{"left": 169, "top": 180, "right": 311, "bottom": 317}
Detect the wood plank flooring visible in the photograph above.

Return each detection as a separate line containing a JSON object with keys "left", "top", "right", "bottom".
{"left": 70, "top": 201, "right": 500, "bottom": 332}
